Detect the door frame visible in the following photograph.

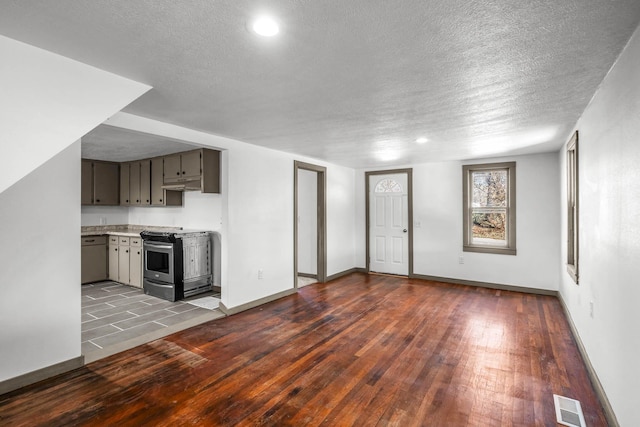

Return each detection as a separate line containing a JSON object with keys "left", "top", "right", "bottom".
{"left": 294, "top": 161, "right": 327, "bottom": 287}
{"left": 365, "top": 169, "right": 414, "bottom": 276}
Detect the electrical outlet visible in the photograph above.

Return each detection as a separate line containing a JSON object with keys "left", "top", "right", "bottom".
{"left": 258, "top": 269, "right": 264, "bottom": 280}
{"left": 590, "top": 301, "right": 594, "bottom": 318}
{"left": 458, "top": 256, "right": 464, "bottom": 264}
{"left": 99, "top": 217, "right": 107, "bottom": 225}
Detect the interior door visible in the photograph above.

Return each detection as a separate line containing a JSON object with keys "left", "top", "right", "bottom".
{"left": 369, "top": 173, "right": 409, "bottom": 275}
{"left": 297, "top": 168, "right": 318, "bottom": 277}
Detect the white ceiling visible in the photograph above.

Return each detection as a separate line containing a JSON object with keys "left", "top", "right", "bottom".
{"left": 2, "top": 0, "right": 640, "bottom": 168}
{"left": 81, "top": 125, "right": 201, "bottom": 163}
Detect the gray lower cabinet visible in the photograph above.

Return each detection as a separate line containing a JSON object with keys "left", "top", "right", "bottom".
{"left": 118, "top": 237, "right": 131, "bottom": 285}
{"left": 129, "top": 237, "right": 143, "bottom": 288}
{"left": 108, "top": 236, "right": 119, "bottom": 281}
{"left": 81, "top": 235, "right": 108, "bottom": 284}
{"left": 108, "top": 235, "right": 143, "bottom": 288}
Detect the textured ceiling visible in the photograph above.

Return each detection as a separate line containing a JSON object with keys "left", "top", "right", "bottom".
{"left": 2, "top": 0, "right": 640, "bottom": 167}
{"left": 81, "top": 125, "right": 200, "bottom": 163}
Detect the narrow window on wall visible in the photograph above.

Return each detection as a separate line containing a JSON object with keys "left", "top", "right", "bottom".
{"left": 462, "top": 162, "right": 516, "bottom": 255}
{"left": 567, "top": 131, "right": 579, "bottom": 283}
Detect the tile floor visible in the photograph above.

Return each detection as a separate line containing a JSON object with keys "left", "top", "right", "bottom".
{"left": 82, "top": 281, "right": 225, "bottom": 362}
{"left": 297, "top": 276, "right": 318, "bottom": 288}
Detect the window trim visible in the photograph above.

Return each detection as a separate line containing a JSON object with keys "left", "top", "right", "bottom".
{"left": 462, "top": 162, "right": 517, "bottom": 255}
{"left": 566, "top": 131, "right": 579, "bottom": 284}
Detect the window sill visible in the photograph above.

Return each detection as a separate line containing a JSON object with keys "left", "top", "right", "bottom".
{"left": 463, "top": 245, "right": 517, "bottom": 256}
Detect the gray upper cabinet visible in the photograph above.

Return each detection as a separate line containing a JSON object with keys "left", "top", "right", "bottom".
{"left": 164, "top": 150, "right": 200, "bottom": 183}
{"left": 163, "top": 148, "right": 220, "bottom": 193}
{"left": 127, "top": 160, "right": 151, "bottom": 206}
{"left": 181, "top": 150, "right": 202, "bottom": 181}
{"left": 151, "top": 157, "right": 164, "bottom": 205}
{"left": 93, "top": 162, "right": 119, "bottom": 205}
{"left": 129, "top": 161, "right": 141, "bottom": 205}
{"left": 120, "top": 163, "right": 130, "bottom": 205}
{"left": 140, "top": 160, "right": 151, "bottom": 206}
{"left": 81, "top": 160, "right": 93, "bottom": 205}
{"left": 163, "top": 154, "right": 182, "bottom": 182}
{"left": 151, "top": 157, "right": 182, "bottom": 207}
{"left": 82, "top": 160, "right": 119, "bottom": 206}
{"left": 81, "top": 148, "right": 219, "bottom": 207}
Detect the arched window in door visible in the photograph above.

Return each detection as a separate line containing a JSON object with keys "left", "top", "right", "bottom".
{"left": 374, "top": 178, "right": 403, "bottom": 193}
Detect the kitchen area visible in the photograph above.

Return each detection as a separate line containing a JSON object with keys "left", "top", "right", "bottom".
{"left": 80, "top": 125, "right": 224, "bottom": 361}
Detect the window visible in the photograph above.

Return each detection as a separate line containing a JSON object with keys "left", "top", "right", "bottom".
{"left": 463, "top": 162, "right": 516, "bottom": 255}
{"left": 566, "top": 131, "right": 579, "bottom": 283}
{"left": 374, "top": 178, "right": 403, "bottom": 193}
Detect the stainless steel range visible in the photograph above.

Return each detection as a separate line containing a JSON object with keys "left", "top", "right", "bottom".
{"left": 140, "top": 230, "right": 213, "bottom": 302}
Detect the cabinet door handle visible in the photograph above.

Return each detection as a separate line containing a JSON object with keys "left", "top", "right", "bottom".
{"left": 126, "top": 199, "right": 129, "bottom": 203}
{"left": 137, "top": 251, "right": 140, "bottom": 255}
{"left": 126, "top": 250, "right": 129, "bottom": 253}
{"left": 159, "top": 199, "right": 163, "bottom": 202}
{"left": 182, "top": 171, "right": 186, "bottom": 174}
{"left": 176, "top": 172, "right": 180, "bottom": 176}
{"left": 146, "top": 199, "right": 149, "bottom": 203}
{"left": 96, "top": 199, "right": 100, "bottom": 203}
{"left": 85, "top": 239, "right": 95, "bottom": 243}
{"left": 136, "top": 199, "right": 140, "bottom": 203}
{"left": 115, "top": 248, "right": 118, "bottom": 252}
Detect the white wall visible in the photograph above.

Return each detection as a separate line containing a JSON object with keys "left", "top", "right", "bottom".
{"left": 559, "top": 24, "right": 640, "bottom": 426}
{"left": 81, "top": 206, "right": 129, "bottom": 226}
{"left": 0, "top": 142, "right": 81, "bottom": 382}
{"left": 297, "top": 169, "right": 317, "bottom": 275}
{"left": 0, "top": 35, "right": 150, "bottom": 194}
{"left": 356, "top": 152, "right": 561, "bottom": 291}
{"left": 81, "top": 191, "right": 222, "bottom": 230}
{"left": 105, "top": 113, "right": 357, "bottom": 309}
{"left": 326, "top": 164, "right": 357, "bottom": 277}
{"left": 223, "top": 145, "right": 296, "bottom": 305}
{"left": 128, "top": 192, "right": 222, "bottom": 231}
{"left": 0, "top": 36, "right": 148, "bottom": 385}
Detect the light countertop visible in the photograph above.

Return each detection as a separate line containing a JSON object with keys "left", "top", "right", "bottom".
{"left": 81, "top": 224, "right": 182, "bottom": 237}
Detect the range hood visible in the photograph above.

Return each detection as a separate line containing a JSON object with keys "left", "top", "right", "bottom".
{"left": 161, "top": 180, "right": 201, "bottom": 191}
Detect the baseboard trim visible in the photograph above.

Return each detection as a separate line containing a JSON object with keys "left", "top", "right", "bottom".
{"left": 219, "top": 288, "right": 298, "bottom": 316}
{"left": 0, "top": 355, "right": 84, "bottom": 396}
{"left": 410, "top": 273, "right": 558, "bottom": 296}
{"left": 326, "top": 268, "right": 366, "bottom": 282}
{"left": 557, "top": 295, "right": 619, "bottom": 427}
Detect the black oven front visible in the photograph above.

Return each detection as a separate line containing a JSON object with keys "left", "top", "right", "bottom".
{"left": 141, "top": 232, "right": 184, "bottom": 302}
{"left": 144, "top": 241, "right": 175, "bottom": 283}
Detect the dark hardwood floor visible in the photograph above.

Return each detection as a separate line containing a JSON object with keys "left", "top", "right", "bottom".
{"left": 0, "top": 273, "right": 607, "bottom": 426}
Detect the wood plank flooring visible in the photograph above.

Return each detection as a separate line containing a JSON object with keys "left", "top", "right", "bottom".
{"left": 0, "top": 273, "right": 607, "bottom": 426}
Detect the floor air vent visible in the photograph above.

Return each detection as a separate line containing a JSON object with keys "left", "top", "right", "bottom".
{"left": 553, "top": 394, "right": 587, "bottom": 427}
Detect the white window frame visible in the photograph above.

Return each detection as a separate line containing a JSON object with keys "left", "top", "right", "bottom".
{"left": 463, "top": 162, "right": 517, "bottom": 255}
{"left": 566, "top": 131, "right": 579, "bottom": 283}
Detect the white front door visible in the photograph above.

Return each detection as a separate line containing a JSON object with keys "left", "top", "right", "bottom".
{"left": 369, "top": 173, "right": 409, "bottom": 275}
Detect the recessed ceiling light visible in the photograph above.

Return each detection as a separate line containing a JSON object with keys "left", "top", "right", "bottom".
{"left": 375, "top": 150, "right": 401, "bottom": 162}
{"left": 416, "top": 137, "right": 428, "bottom": 144}
{"left": 252, "top": 16, "right": 279, "bottom": 37}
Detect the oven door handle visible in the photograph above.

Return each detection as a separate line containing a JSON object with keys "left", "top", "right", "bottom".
{"left": 144, "top": 242, "right": 174, "bottom": 250}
